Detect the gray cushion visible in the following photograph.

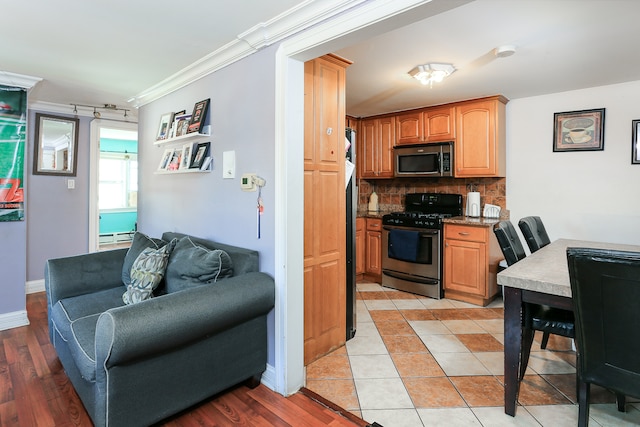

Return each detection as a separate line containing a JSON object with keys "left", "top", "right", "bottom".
{"left": 165, "top": 237, "right": 233, "bottom": 293}
{"left": 123, "top": 239, "right": 177, "bottom": 304}
{"left": 50, "top": 287, "right": 126, "bottom": 381}
{"left": 122, "top": 232, "right": 167, "bottom": 287}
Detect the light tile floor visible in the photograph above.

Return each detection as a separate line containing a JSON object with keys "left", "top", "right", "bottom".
{"left": 305, "top": 282, "right": 640, "bottom": 427}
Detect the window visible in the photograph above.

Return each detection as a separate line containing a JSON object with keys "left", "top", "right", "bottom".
{"left": 99, "top": 152, "right": 137, "bottom": 210}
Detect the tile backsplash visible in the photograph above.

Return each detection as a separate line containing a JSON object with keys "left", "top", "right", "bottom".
{"left": 358, "top": 177, "right": 506, "bottom": 214}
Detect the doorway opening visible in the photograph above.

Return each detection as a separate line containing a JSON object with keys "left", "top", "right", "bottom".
{"left": 89, "top": 120, "right": 138, "bottom": 252}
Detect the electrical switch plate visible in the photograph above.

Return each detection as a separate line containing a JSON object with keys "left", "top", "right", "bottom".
{"left": 222, "top": 151, "right": 235, "bottom": 179}
{"left": 67, "top": 179, "right": 75, "bottom": 189}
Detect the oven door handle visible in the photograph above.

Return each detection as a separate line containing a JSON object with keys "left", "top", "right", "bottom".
{"left": 383, "top": 227, "right": 439, "bottom": 236}
{"left": 383, "top": 270, "right": 439, "bottom": 285}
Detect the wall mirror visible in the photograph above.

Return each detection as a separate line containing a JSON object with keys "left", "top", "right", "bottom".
{"left": 33, "top": 113, "right": 79, "bottom": 176}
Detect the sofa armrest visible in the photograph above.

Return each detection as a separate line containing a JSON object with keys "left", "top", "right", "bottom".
{"left": 95, "top": 272, "right": 275, "bottom": 367}
{"left": 45, "top": 248, "right": 128, "bottom": 306}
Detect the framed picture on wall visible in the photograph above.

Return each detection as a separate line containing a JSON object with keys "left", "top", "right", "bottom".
{"left": 173, "top": 113, "right": 191, "bottom": 138}
{"left": 158, "top": 148, "right": 174, "bottom": 170}
{"left": 190, "top": 142, "right": 210, "bottom": 169}
{"left": 632, "top": 120, "right": 640, "bottom": 164}
{"left": 156, "top": 113, "right": 173, "bottom": 140}
{"left": 187, "top": 98, "right": 210, "bottom": 134}
{"left": 553, "top": 108, "right": 605, "bottom": 152}
{"left": 179, "top": 143, "right": 193, "bottom": 169}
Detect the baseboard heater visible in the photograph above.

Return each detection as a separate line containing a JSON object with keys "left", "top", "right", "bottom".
{"left": 99, "top": 232, "right": 134, "bottom": 244}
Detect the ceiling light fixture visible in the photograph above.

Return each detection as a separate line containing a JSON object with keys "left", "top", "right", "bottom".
{"left": 494, "top": 45, "right": 516, "bottom": 58}
{"left": 70, "top": 103, "right": 131, "bottom": 119}
{"left": 409, "top": 63, "right": 456, "bottom": 87}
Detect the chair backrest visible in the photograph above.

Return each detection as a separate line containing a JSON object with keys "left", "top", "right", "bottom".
{"left": 493, "top": 221, "right": 527, "bottom": 266}
{"left": 567, "top": 247, "right": 640, "bottom": 396}
{"left": 518, "top": 216, "right": 551, "bottom": 253}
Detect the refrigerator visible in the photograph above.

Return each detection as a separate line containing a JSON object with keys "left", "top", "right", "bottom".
{"left": 346, "top": 127, "right": 357, "bottom": 340}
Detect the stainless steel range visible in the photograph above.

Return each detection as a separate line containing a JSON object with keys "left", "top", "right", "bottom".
{"left": 381, "top": 193, "right": 463, "bottom": 299}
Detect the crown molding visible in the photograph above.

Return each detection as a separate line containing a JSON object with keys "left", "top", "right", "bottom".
{"left": 0, "top": 71, "right": 42, "bottom": 89}
{"left": 29, "top": 101, "right": 138, "bottom": 122}
{"left": 129, "top": 0, "right": 367, "bottom": 107}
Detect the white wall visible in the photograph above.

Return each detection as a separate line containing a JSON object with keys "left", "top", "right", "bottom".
{"left": 506, "top": 80, "right": 640, "bottom": 246}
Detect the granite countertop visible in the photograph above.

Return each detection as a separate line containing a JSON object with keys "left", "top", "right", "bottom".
{"left": 497, "top": 238, "right": 640, "bottom": 297}
{"left": 356, "top": 210, "right": 391, "bottom": 219}
{"left": 443, "top": 216, "right": 502, "bottom": 227}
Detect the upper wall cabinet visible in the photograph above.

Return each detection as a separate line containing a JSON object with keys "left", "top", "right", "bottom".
{"left": 355, "top": 95, "right": 507, "bottom": 179}
{"left": 396, "top": 106, "right": 455, "bottom": 145}
{"left": 359, "top": 116, "right": 394, "bottom": 178}
{"left": 396, "top": 111, "right": 423, "bottom": 145}
{"left": 454, "top": 96, "right": 506, "bottom": 177}
{"left": 424, "top": 106, "right": 455, "bottom": 142}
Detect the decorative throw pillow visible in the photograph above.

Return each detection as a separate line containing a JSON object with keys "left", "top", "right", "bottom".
{"left": 165, "top": 237, "right": 234, "bottom": 293}
{"left": 122, "top": 239, "right": 177, "bottom": 305}
{"left": 122, "top": 232, "right": 167, "bottom": 287}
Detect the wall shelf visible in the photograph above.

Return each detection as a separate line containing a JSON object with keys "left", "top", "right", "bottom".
{"left": 154, "top": 131, "right": 210, "bottom": 147}
{"left": 154, "top": 167, "right": 211, "bottom": 175}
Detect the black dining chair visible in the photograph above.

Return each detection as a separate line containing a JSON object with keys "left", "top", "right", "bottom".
{"left": 518, "top": 216, "right": 556, "bottom": 349}
{"left": 493, "top": 221, "right": 575, "bottom": 379}
{"left": 567, "top": 247, "right": 640, "bottom": 427}
{"left": 518, "top": 216, "right": 551, "bottom": 253}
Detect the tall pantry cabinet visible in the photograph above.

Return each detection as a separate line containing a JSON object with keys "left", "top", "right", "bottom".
{"left": 303, "top": 54, "right": 352, "bottom": 365}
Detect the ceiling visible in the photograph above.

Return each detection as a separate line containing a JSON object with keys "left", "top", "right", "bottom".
{"left": 3, "top": 0, "right": 640, "bottom": 119}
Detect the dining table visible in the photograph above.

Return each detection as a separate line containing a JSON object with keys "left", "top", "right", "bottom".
{"left": 497, "top": 238, "right": 640, "bottom": 416}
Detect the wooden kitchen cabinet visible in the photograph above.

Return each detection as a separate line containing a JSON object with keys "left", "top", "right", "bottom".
{"left": 359, "top": 116, "right": 394, "bottom": 178}
{"left": 364, "top": 218, "right": 382, "bottom": 281}
{"left": 424, "top": 106, "right": 455, "bottom": 142}
{"left": 454, "top": 96, "right": 506, "bottom": 177}
{"left": 356, "top": 217, "right": 365, "bottom": 278}
{"left": 396, "top": 111, "right": 423, "bottom": 145}
{"left": 443, "top": 223, "right": 501, "bottom": 306}
{"left": 303, "top": 54, "right": 351, "bottom": 365}
{"left": 396, "top": 107, "right": 455, "bottom": 145}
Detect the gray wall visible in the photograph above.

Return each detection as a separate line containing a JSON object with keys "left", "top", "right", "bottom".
{"left": 0, "top": 214, "right": 26, "bottom": 314}
{"left": 138, "top": 46, "right": 278, "bottom": 364}
{"left": 26, "top": 110, "right": 91, "bottom": 281}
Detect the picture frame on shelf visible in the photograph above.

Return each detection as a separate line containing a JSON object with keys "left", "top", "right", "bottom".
{"left": 167, "top": 149, "right": 182, "bottom": 171}
{"left": 158, "top": 148, "right": 174, "bottom": 170}
{"left": 187, "top": 98, "right": 210, "bottom": 134}
{"left": 179, "top": 143, "right": 193, "bottom": 170}
{"left": 632, "top": 120, "right": 640, "bottom": 164}
{"left": 156, "top": 113, "right": 173, "bottom": 141}
{"left": 553, "top": 108, "right": 605, "bottom": 152}
{"left": 190, "top": 142, "right": 210, "bottom": 169}
{"left": 173, "top": 113, "right": 192, "bottom": 138}
{"left": 167, "top": 110, "right": 185, "bottom": 138}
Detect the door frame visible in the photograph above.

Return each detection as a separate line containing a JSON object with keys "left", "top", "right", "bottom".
{"left": 273, "top": 0, "right": 453, "bottom": 395}
{"left": 89, "top": 119, "right": 138, "bottom": 252}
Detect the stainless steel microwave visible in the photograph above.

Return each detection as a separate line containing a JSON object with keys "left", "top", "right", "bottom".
{"left": 394, "top": 142, "right": 453, "bottom": 177}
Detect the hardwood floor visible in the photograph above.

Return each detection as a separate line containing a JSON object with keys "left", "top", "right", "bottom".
{"left": 0, "top": 293, "right": 368, "bottom": 427}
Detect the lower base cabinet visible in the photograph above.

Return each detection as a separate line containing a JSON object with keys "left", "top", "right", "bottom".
{"left": 364, "top": 218, "right": 382, "bottom": 283}
{"left": 356, "top": 218, "right": 365, "bottom": 279}
{"left": 443, "top": 223, "right": 501, "bottom": 306}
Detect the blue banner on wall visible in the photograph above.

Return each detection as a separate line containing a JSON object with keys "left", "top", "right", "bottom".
{"left": 0, "top": 85, "right": 27, "bottom": 221}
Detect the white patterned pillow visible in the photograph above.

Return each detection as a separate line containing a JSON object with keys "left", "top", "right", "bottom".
{"left": 122, "top": 240, "right": 176, "bottom": 305}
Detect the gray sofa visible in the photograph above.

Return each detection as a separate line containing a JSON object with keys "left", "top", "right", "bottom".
{"left": 45, "top": 231, "right": 275, "bottom": 427}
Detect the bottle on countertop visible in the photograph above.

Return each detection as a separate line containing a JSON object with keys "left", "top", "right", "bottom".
{"left": 368, "top": 191, "right": 379, "bottom": 213}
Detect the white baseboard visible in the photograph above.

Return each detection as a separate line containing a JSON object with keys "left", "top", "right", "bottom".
{"left": 261, "top": 363, "right": 276, "bottom": 391}
{"left": 26, "top": 279, "right": 45, "bottom": 294}
{"left": 0, "top": 310, "right": 29, "bottom": 331}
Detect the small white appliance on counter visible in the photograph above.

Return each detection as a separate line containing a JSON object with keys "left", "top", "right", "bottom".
{"left": 466, "top": 192, "right": 481, "bottom": 217}
{"left": 483, "top": 204, "right": 501, "bottom": 219}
